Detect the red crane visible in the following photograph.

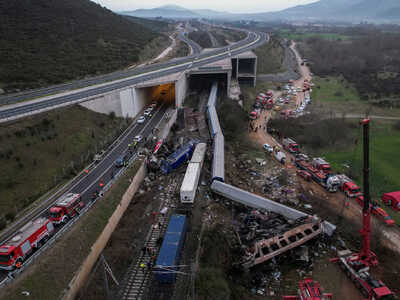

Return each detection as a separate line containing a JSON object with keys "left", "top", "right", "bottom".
{"left": 283, "top": 278, "right": 332, "bottom": 300}
{"left": 332, "top": 119, "right": 394, "bottom": 300}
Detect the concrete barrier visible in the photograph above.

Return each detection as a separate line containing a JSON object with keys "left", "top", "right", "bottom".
{"left": 62, "top": 162, "right": 146, "bottom": 300}
{"left": 160, "top": 109, "right": 178, "bottom": 140}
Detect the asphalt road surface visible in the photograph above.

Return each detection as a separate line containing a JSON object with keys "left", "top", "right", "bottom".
{"left": 0, "top": 32, "right": 267, "bottom": 122}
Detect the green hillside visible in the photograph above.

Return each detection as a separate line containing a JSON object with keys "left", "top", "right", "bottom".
{"left": 0, "top": 0, "right": 163, "bottom": 92}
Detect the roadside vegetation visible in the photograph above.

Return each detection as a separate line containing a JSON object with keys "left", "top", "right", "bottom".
{"left": 253, "top": 37, "right": 286, "bottom": 74}
{"left": 0, "top": 0, "right": 166, "bottom": 93}
{"left": 218, "top": 97, "right": 265, "bottom": 160}
{"left": 188, "top": 31, "right": 213, "bottom": 48}
{"left": 298, "top": 30, "right": 400, "bottom": 101}
{"left": 0, "top": 106, "right": 129, "bottom": 228}
{"left": 0, "top": 160, "right": 143, "bottom": 300}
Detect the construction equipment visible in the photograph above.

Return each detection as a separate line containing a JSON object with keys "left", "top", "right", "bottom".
{"left": 332, "top": 119, "right": 395, "bottom": 300}
{"left": 283, "top": 278, "right": 332, "bottom": 300}
{"left": 296, "top": 160, "right": 339, "bottom": 192}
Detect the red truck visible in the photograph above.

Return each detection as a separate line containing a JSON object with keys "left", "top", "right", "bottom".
{"left": 381, "top": 191, "right": 400, "bottom": 211}
{"left": 337, "top": 176, "right": 362, "bottom": 198}
{"left": 282, "top": 138, "right": 299, "bottom": 153}
{"left": 249, "top": 111, "right": 259, "bottom": 120}
{"left": 0, "top": 218, "right": 55, "bottom": 270}
{"left": 49, "top": 193, "right": 84, "bottom": 225}
{"left": 311, "top": 157, "right": 331, "bottom": 173}
{"left": 356, "top": 196, "right": 395, "bottom": 226}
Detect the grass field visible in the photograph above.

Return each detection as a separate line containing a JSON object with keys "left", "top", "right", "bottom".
{"left": 324, "top": 120, "right": 400, "bottom": 223}
{"left": 311, "top": 76, "right": 400, "bottom": 117}
{"left": 311, "top": 76, "right": 361, "bottom": 102}
{"left": 0, "top": 106, "right": 128, "bottom": 224}
{"left": 280, "top": 32, "right": 351, "bottom": 41}
{"left": 1, "top": 160, "right": 143, "bottom": 300}
{"left": 253, "top": 38, "right": 286, "bottom": 74}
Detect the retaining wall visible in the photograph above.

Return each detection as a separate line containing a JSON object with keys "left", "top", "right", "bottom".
{"left": 62, "top": 162, "right": 147, "bottom": 300}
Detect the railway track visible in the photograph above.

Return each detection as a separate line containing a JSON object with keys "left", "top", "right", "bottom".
{"left": 119, "top": 177, "right": 180, "bottom": 300}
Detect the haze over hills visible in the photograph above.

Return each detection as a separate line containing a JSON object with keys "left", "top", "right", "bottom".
{"left": 121, "top": 4, "right": 229, "bottom": 19}
{"left": 0, "top": 0, "right": 165, "bottom": 92}
{"left": 122, "top": 1, "right": 400, "bottom": 23}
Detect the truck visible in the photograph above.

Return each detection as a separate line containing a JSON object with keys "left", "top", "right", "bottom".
{"left": 282, "top": 138, "right": 299, "bottom": 153}
{"left": 0, "top": 218, "right": 55, "bottom": 270}
{"left": 283, "top": 278, "right": 332, "bottom": 300}
{"left": 311, "top": 157, "right": 331, "bottom": 173}
{"left": 336, "top": 174, "right": 362, "bottom": 197}
{"left": 296, "top": 161, "right": 339, "bottom": 192}
{"left": 356, "top": 196, "right": 395, "bottom": 226}
{"left": 381, "top": 191, "right": 400, "bottom": 211}
{"left": 160, "top": 140, "right": 197, "bottom": 174}
{"left": 49, "top": 193, "right": 85, "bottom": 225}
{"left": 155, "top": 214, "right": 187, "bottom": 283}
{"left": 249, "top": 111, "right": 259, "bottom": 120}
{"left": 274, "top": 149, "right": 286, "bottom": 164}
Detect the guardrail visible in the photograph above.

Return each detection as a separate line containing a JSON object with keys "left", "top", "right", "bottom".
{"left": 0, "top": 152, "right": 140, "bottom": 288}
{"left": 0, "top": 118, "right": 137, "bottom": 245}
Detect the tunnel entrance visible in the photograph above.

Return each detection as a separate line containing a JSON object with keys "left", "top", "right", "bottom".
{"left": 188, "top": 73, "right": 228, "bottom": 98}
{"left": 135, "top": 82, "right": 176, "bottom": 112}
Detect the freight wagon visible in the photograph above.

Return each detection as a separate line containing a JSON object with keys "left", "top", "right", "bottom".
{"left": 160, "top": 141, "right": 197, "bottom": 174}
{"left": 155, "top": 214, "right": 187, "bottom": 284}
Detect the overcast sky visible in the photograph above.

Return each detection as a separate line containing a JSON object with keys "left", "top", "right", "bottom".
{"left": 91, "top": 0, "right": 319, "bottom": 13}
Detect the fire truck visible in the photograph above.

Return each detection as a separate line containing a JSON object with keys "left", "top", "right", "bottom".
{"left": 283, "top": 278, "right": 332, "bottom": 300}
{"left": 282, "top": 138, "right": 299, "bottom": 153}
{"left": 356, "top": 196, "right": 395, "bottom": 227}
{"left": 296, "top": 160, "right": 340, "bottom": 192}
{"left": 49, "top": 193, "right": 85, "bottom": 225}
{"left": 311, "top": 158, "right": 331, "bottom": 173}
{"left": 0, "top": 218, "right": 55, "bottom": 270}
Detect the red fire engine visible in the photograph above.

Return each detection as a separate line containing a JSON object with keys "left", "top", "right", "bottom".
{"left": 0, "top": 218, "right": 55, "bottom": 270}
{"left": 283, "top": 278, "right": 332, "bottom": 300}
{"left": 49, "top": 193, "right": 84, "bottom": 225}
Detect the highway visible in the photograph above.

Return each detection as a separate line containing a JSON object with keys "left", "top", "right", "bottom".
{"left": 0, "top": 102, "right": 168, "bottom": 279}
{"left": 0, "top": 29, "right": 267, "bottom": 283}
{"left": 0, "top": 31, "right": 267, "bottom": 122}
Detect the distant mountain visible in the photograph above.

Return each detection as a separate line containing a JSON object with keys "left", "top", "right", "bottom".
{"left": 192, "top": 9, "right": 229, "bottom": 17}
{"left": 238, "top": 0, "right": 400, "bottom": 22}
{"left": 122, "top": 5, "right": 200, "bottom": 19}
{"left": 0, "top": 0, "right": 163, "bottom": 92}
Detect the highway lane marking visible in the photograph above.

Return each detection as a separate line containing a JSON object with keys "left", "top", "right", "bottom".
{"left": 79, "top": 106, "right": 164, "bottom": 196}
{"left": 0, "top": 33, "right": 264, "bottom": 118}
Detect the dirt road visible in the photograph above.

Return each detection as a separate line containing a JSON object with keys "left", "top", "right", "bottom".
{"left": 248, "top": 42, "right": 400, "bottom": 255}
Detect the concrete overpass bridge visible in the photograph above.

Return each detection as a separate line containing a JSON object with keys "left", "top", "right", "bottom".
{"left": 0, "top": 31, "right": 266, "bottom": 123}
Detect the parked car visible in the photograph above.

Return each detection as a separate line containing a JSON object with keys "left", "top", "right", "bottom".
{"left": 137, "top": 116, "right": 146, "bottom": 124}
{"left": 263, "top": 143, "right": 273, "bottom": 153}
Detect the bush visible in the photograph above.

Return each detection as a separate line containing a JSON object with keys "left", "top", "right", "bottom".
{"left": 393, "top": 120, "right": 400, "bottom": 131}
{"left": 0, "top": 218, "right": 6, "bottom": 230}
{"left": 5, "top": 212, "right": 15, "bottom": 222}
{"left": 196, "top": 268, "right": 231, "bottom": 300}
